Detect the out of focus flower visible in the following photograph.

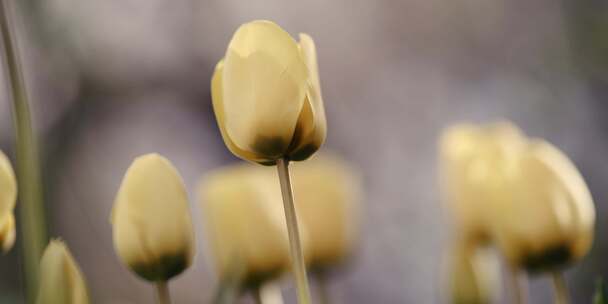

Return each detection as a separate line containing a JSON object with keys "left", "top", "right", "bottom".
{"left": 448, "top": 242, "right": 499, "bottom": 304}
{"left": 0, "top": 150, "right": 17, "bottom": 253}
{"left": 290, "top": 155, "right": 361, "bottom": 269}
{"left": 211, "top": 20, "right": 326, "bottom": 165}
{"left": 490, "top": 139, "right": 595, "bottom": 272}
{"left": 111, "top": 154, "right": 195, "bottom": 282}
{"left": 439, "top": 122, "right": 525, "bottom": 243}
{"left": 199, "top": 164, "right": 307, "bottom": 286}
{"left": 36, "top": 240, "right": 90, "bottom": 304}
{"left": 440, "top": 121, "right": 595, "bottom": 272}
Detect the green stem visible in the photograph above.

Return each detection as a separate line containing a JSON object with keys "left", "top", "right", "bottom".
{"left": 0, "top": 1, "right": 48, "bottom": 303}
{"left": 276, "top": 158, "right": 312, "bottom": 304}
{"left": 552, "top": 272, "right": 570, "bottom": 304}
{"left": 155, "top": 281, "right": 172, "bottom": 304}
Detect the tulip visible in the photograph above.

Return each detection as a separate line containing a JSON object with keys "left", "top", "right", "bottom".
{"left": 199, "top": 164, "right": 302, "bottom": 287}
{"left": 112, "top": 154, "right": 195, "bottom": 304}
{"left": 0, "top": 150, "right": 17, "bottom": 253}
{"left": 211, "top": 20, "right": 326, "bottom": 165}
{"left": 449, "top": 242, "right": 499, "bottom": 304}
{"left": 490, "top": 139, "right": 595, "bottom": 273}
{"left": 290, "top": 155, "right": 361, "bottom": 269}
{"left": 36, "top": 240, "right": 90, "bottom": 304}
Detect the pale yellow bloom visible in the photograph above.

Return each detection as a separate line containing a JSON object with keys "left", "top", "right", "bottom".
{"left": 0, "top": 150, "right": 17, "bottom": 253}
{"left": 449, "top": 242, "right": 499, "bottom": 304}
{"left": 112, "top": 154, "right": 195, "bottom": 281}
{"left": 36, "top": 240, "right": 90, "bottom": 304}
{"left": 199, "top": 164, "right": 307, "bottom": 285}
{"left": 290, "top": 154, "right": 361, "bottom": 268}
{"left": 211, "top": 20, "right": 326, "bottom": 165}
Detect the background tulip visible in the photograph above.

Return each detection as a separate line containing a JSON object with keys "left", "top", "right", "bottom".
{"left": 0, "top": 213, "right": 15, "bottom": 253}
{"left": 199, "top": 164, "right": 306, "bottom": 287}
{"left": 0, "top": 150, "right": 16, "bottom": 225}
{"left": 211, "top": 20, "right": 326, "bottom": 165}
{"left": 36, "top": 240, "right": 90, "bottom": 304}
{"left": 111, "top": 153, "right": 195, "bottom": 282}
{"left": 448, "top": 241, "right": 499, "bottom": 304}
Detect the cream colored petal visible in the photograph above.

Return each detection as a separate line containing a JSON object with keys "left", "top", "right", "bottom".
{"left": 199, "top": 164, "right": 303, "bottom": 284}
{"left": 211, "top": 60, "right": 275, "bottom": 165}
{"left": 0, "top": 150, "right": 17, "bottom": 219}
{"left": 112, "top": 154, "right": 195, "bottom": 281}
{"left": 0, "top": 213, "right": 15, "bottom": 253}
{"left": 37, "top": 240, "right": 90, "bottom": 304}
{"left": 449, "top": 243, "right": 499, "bottom": 304}
{"left": 287, "top": 33, "right": 327, "bottom": 161}
{"left": 290, "top": 154, "right": 360, "bottom": 266}
{"left": 222, "top": 20, "right": 309, "bottom": 158}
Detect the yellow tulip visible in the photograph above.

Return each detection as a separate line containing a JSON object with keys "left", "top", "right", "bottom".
{"left": 111, "top": 154, "right": 195, "bottom": 282}
{"left": 490, "top": 139, "right": 595, "bottom": 272}
{"left": 36, "top": 240, "right": 90, "bottom": 304}
{"left": 211, "top": 20, "right": 326, "bottom": 165}
{"left": 0, "top": 150, "right": 17, "bottom": 253}
{"left": 449, "top": 242, "right": 499, "bottom": 304}
{"left": 199, "top": 164, "right": 306, "bottom": 286}
{"left": 439, "top": 121, "right": 525, "bottom": 243}
{"left": 290, "top": 155, "right": 361, "bottom": 268}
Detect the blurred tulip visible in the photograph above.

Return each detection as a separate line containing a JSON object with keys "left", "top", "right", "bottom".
{"left": 291, "top": 155, "right": 361, "bottom": 269}
{"left": 111, "top": 153, "right": 195, "bottom": 282}
{"left": 199, "top": 164, "right": 306, "bottom": 287}
{"left": 211, "top": 20, "right": 326, "bottom": 165}
{"left": 0, "top": 150, "right": 17, "bottom": 253}
{"left": 449, "top": 242, "right": 499, "bottom": 304}
{"left": 36, "top": 240, "right": 90, "bottom": 304}
{"left": 490, "top": 139, "right": 595, "bottom": 272}
{"left": 439, "top": 121, "right": 525, "bottom": 243}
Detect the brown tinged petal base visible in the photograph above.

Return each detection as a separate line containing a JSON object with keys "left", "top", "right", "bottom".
{"left": 519, "top": 243, "right": 573, "bottom": 274}
{"left": 130, "top": 252, "right": 190, "bottom": 282}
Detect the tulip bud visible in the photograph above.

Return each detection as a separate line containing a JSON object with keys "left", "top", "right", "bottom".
{"left": 490, "top": 140, "right": 595, "bottom": 272}
{"left": 0, "top": 150, "right": 17, "bottom": 253}
{"left": 290, "top": 155, "right": 361, "bottom": 268}
{"left": 439, "top": 122, "right": 525, "bottom": 243}
{"left": 448, "top": 242, "right": 499, "bottom": 304}
{"left": 36, "top": 240, "right": 90, "bottom": 304}
{"left": 112, "top": 154, "right": 195, "bottom": 282}
{"left": 211, "top": 20, "right": 327, "bottom": 165}
{"left": 199, "top": 164, "right": 306, "bottom": 286}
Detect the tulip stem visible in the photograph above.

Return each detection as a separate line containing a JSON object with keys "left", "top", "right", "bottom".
{"left": 508, "top": 266, "right": 528, "bottom": 304}
{"left": 552, "top": 272, "right": 570, "bottom": 304}
{"left": 276, "top": 158, "right": 312, "bottom": 304}
{"left": 253, "top": 287, "right": 264, "bottom": 304}
{"left": 155, "top": 281, "right": 172, "bottom": 304}
{"left": 0, "top": 1, "right": 48, "bottom": 303}
{"left": 315, "top": 272, "right": 332, "bottom": 304}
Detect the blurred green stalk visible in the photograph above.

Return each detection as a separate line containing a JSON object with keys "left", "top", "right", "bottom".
{"left": 0, "top": 0, "right": 48, "bottom": 303}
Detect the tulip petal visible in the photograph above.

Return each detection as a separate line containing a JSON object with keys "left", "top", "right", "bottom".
{"left": 0, "top": 213, "right": 15, "bottom": 253}
{"left": 211, "top": 61, "right": 276, "bottom": 165}
{"left": 222, "top": 20, "right": 309, "bottom": 158}
{"left": 288, "top": 34, "right": 327, "bottom": 161}
{"left": 37, "top": 240, "right": 90, "bottom": 304}
{"left": 0, "top": 150, "right": 17, "bottom": 220}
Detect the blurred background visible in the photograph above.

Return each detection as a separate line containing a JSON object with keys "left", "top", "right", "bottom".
{"left": 0, "top": 0, "right": 607, "bottom": 303}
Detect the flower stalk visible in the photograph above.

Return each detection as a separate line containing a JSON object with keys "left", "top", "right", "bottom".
{"left": 276, "top": 158, "right": 312, "bottom": 304}
{"left": 155, "top": 281, "right": 172, "bottom": 304}
{"left": 552, "top": 272, "right": 570, "bottom": 304}
{"left": 0, "top": 0, "right": 48, "bottom": 302}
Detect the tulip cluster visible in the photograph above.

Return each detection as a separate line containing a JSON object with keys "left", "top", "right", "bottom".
{"left": 440, "top": 121, "right": 595, "bottom": 303}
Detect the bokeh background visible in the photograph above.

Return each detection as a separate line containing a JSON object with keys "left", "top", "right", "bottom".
{"left": 0, "top": 0, "right": 607, "bottom": 303}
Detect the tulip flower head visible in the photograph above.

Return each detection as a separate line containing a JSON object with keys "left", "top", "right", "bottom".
{"left": 0, "top": 150, "right": 17, "bottom": 253}
{"left": 112, "top": 154, "right": 195, "bottom": 282}
{"left": 200, "top": 164, "right": 305, "bottom": 287}
{"left": 211, "top": 20, "right": 327, "bottom": 165}
{"left": 290, "top": 155, "right": 361, "bottom": 269}
{"left": 36, "top": 240, "right": 90, "bottom": 304}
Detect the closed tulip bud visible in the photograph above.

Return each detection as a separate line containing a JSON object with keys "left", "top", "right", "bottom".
{"left": 37, "top": 240, "right": 90, "bottom": 304}
{"left": 439, "top": 122, "right": 525, "bottom": 242}
{"left": 0, "top": 151, "right": 17, "bottom": 253}
{"left": 112, "top": 154, "right": 195, "bottom": 282}
{"left": 290, "top": 155, "right": 361, "bottom": 268}
{"left": 448, "top": 242, "right": 499, "bottom": 304}
{"left": 211, "top": 20, "right": 327, "bottom": 165}
{"left": 199, "top": 164, "right": 307, "bottom": 286}
{"left": 491, "top": 140, "right": 595, "bottom": 272}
